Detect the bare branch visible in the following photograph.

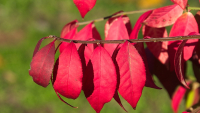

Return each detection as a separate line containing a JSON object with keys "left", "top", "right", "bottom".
{"left": 48, "top": 35, "right": 200, "bottom": 44}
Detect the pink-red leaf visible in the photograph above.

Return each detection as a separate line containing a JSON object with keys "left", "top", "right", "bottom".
{"left": 130, "top": 10, "right": 152, "bottom": 39}
{"left": 104, "top": 17, "right": 129, "bottom": 56}
{"left": 59, "top": 27, "right": 77, "bottom": 53}
{"left": 74, "top": 22, "right": 100, "bottom": 49}
{"left": 73, "top": 0, "right": 97, "bottom": 18}
{"left": 169, "top": 12, "right": 199, "bottom": 37}
{"left": 52, "top": 59, "right": 77, "bottom": 108}
{"left": 171, "top": 0, "right": 188, "bottom": 9}
{"left": 144, "top": 4, "right": 183, "bottom": 28}
{"left": 60, "top": 20, "right": 78, "bottom": 38}
{"left": 105, "top": 11, "right": 132, "bottom": 37}
{"left": 54, "top": 42, "right": 83, "bottom": 99}
{"left": 143, "top": 25, "right": 169, "bottom": 64}
{"left": 168, "top": 12, "right": 199, "bottom": 70}
{"left": 32, "top": 37, "right": 47, "bottom": 57}
{"left": 29, "top": 40, "right": 55, "bottom": 87}
{"left": 83, "top": 46, "right": 117, "bottom": 113}
{"left": 116, "top": 41, "right": 146, "bottom": 109}
{"left": 171, "top": 85, "right": 187, "bottom": 113}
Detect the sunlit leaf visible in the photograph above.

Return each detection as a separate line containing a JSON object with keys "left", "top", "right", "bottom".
{"left": 105, "top": 11, "right": 132, "bottom": 37}
{"left": 59, "top": 27, "right": 77, "bottom": 53}
{"left": 116, "top": 41, "right": 146, "bottom": 109}
{"left": 144, "top": 4, "right": 183, "bottom": 28}
{"left": 171, "top": 0, "right": 188, "bottom": 9}
{"left": 168, "top": 12, "right": 199, "bottom": 70}
{"left": 130, "top": 10, "right": 152, "bottom": 39}
{"left": 60, "top": 20, "right": 78, "bottom": 38}
{"left": 143, "top": 25, "right": 168, "bottom": 64}
{"left": 104, "top": 17, "right": 129, "bottom": 56}
{"left": 52, "top": 58, "right": 77, "bottom": 108}
{"left": 171, "top": 85, "right": 188, "bottom": 113}
{"left": 73, "top": 0, "right": 97, "bottom": 18}
{"left": 83, "top": 45, "right": 117, "bottom": 113}
{"left": 54, "top": 42, "right": 83, "bottom": 99}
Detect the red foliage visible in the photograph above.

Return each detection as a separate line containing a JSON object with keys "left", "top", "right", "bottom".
{"left": 29, "top": 1, "right": 200, "bottom": 113}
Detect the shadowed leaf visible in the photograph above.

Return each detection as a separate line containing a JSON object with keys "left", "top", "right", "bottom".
{"left": 135, "top": 43, "right": 161, "bottom": 89}
{"left": 174, "top": 40, "right": 189, "bottom": 88}
{"left": 29, "top": 40, "right": 55, "bottom": 87}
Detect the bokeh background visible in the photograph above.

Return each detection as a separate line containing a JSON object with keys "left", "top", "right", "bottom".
{"left": 0, "top": 0, "right": 199, "bottom": 113}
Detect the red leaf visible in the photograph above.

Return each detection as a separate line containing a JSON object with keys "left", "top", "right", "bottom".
{"left": 116, "top": 41, "right": 146, "bottom": 109}
{"left": 32, "top": 37, "right": 47, "bottom": 57}
{"left": 74, "top": 22, "right": 100, "bottom": 49}
{"left": 73, "top": 0, "right": 97, "bottom": 18}
{"left": 104, "top": 17, "right": 129, "bottom": 56}
{"left": 174, "top": 40, "right": 189, "bottom": 88}
{"left": 144, "top": 4, "right": 183, "bottom": 28}
{"left": 143, "top": 25, "right": 169, "bottom": 64}
{"left": 54, "top": 42, "right": 83, "bottom": 99}
{"left": 169, "top": 12, "right": 198, "bottom": 37}
{"left": 52, "top": 59, "right": 77, "bottom": 108}
{"left": 171, "top": 85, "right": 187, "bottom": 113}
{"left": 135, "top": 43, "right": 161, "bottom": 89}
{"left": 60, "top": 20, "right": 78, "bottom": 38}
{"left": 105, "top": 11, "right": 132, "bottom": 37}
{"left": 168, "top": 12, "right": 199, "bottom": 70}
{"left": 59, "top": 27, "right": 77, "bottom": 53}
{"left": 83, "top": 46, "right": 117, "bottom": 113}
{"left": 29, "top": 40, "right": 55, "bottom": 87}
{"left": 92, "top": 26, "right": 101, "bottom": 40}
{"left": 130, "top": 10, "right": 152, "bottom": 39}
{"left": 171, "top": 0, "right": 188, "bottom": 9}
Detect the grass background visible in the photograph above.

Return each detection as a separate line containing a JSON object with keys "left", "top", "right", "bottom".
{"left": 0, "top": 0, "right": 199, "bottom": 113}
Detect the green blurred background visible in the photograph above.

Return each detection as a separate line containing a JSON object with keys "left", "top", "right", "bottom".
{"left": 0, "top": 0, "right": 199, "bottom": 113}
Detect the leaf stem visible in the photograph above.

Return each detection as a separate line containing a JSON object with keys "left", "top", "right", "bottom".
{"left": 77, "top": 9, "right": 153, "bottom": 26}
{"left": 48, "top": 35, "right": 200, "bottom": 44}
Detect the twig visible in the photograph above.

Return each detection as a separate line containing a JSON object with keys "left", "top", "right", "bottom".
{"left": 77, "top": 9, "right": 153, "bottom": 26}
{"left": 48, "top": 35, "right": 200, "bottom": 44}
{"left": 76, "top": 6, "right": 200, "bottom": 26}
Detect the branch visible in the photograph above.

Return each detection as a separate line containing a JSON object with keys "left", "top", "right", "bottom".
{"left": 76, "top": 6, "right": 200, "bottom": 26}
{"left": 77, "top": 9, "right": 153, "bottom": 26}
{"left": 48, "top": 35, "right": 200, "bottom": 44}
